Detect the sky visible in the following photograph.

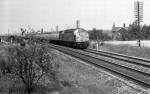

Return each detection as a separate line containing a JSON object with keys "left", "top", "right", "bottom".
{"left": 0, "top": 0, "right": 150, "bottom": 34}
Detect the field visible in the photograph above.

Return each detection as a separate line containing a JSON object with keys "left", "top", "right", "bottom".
{"left": 105, "top": 40, "right": 150, "bottom": 47}
{"left": 90, "top": 40, "right": 150, "bottom": 59}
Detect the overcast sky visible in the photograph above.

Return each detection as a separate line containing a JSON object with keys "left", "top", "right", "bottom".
{"left": 0, "top": 0, "right": 150, "bottom": 34}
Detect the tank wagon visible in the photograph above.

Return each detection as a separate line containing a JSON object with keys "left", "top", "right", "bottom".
{"left": 26, "top": 28, "right": 89, "bottom": 49}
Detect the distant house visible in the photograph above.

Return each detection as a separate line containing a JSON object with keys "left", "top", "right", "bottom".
{"left": 112, "top": 23, "right": 129, "bottom": 40}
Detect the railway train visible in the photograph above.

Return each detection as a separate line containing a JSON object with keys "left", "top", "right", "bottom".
{"left": 25, "top": 28, "right": 89, "bottom": 49}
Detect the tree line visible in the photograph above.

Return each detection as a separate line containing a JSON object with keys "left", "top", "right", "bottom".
{"left": 88, "top": 28, "right": 112, "bottom": 42}
{"left": 125, "top": 24, "right": 150, "bottom": 40}
{"left": 88, "top": 23, "right": 150, "bottom": 41}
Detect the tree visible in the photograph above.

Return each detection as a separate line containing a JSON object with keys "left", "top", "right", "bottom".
{"left": 89, "top": 28, "right": 105, "bottom": 46}
{"left": 16, "top": 43, "right": 57, "bottom": 94}
{"left": 20, "top": 28, "right": 26, "bottom": 36}
{"left": 0, "top": 43, "right": 57, "bottom": 94}
{"left": 128, "top": 24, "right": 139, "bottom": 40}
{"left": 141, "top": 25, "right": 150, "bottom": 39}
{"left": 89, "top": 28, "right": 103, "bottom": 40}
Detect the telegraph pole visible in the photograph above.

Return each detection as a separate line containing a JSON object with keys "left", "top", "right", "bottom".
{"left": 134, "top": 1, "right": 143, "bottom": 47}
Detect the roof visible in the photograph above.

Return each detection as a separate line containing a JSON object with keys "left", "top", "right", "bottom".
{"left": 61, "top": 28, "right": 87, "bottom": 33}
{"left": 112, "top": 27, "right": 128, "bottom": 32}
{"left": 63, "top": 29, "right": 76, "bottom": 33}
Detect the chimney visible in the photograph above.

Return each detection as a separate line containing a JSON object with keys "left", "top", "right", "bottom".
{"left": 76, "top": 20, "right": 80, "bottom": 29}
{"left": 123, "top": 23, "right": 126, "bottom": 28}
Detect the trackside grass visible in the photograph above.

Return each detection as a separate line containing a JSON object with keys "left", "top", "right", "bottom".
{"left": 91, "top": 42, "right": 150, "bottom": 59}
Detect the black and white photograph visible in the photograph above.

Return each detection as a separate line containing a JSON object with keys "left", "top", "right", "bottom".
{"left": 0, "top": 0, "right": 150, "bottom": 94}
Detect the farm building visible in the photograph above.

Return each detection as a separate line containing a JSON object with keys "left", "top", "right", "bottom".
{"left": 112, "top": 23, "right": 129, "bottom": 40}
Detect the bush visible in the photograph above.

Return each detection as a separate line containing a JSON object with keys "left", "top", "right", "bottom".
{"left": 0, "top": 42, "right": 60, "bottom": 94}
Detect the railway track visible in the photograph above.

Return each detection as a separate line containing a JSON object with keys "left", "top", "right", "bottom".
{"left": 48, "top": 44, "right": 150, "bottom": 89}
{"left": 86, "top": 48, "right": 150, "bottom": 68}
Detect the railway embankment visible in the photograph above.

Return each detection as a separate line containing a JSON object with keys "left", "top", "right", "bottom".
{"left": 53, "top": 49, "right": 150, "bottom": 94}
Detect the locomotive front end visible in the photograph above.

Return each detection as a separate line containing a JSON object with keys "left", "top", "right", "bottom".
{"left": 74, "top": 28, "right": 89, "bottom": 49}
